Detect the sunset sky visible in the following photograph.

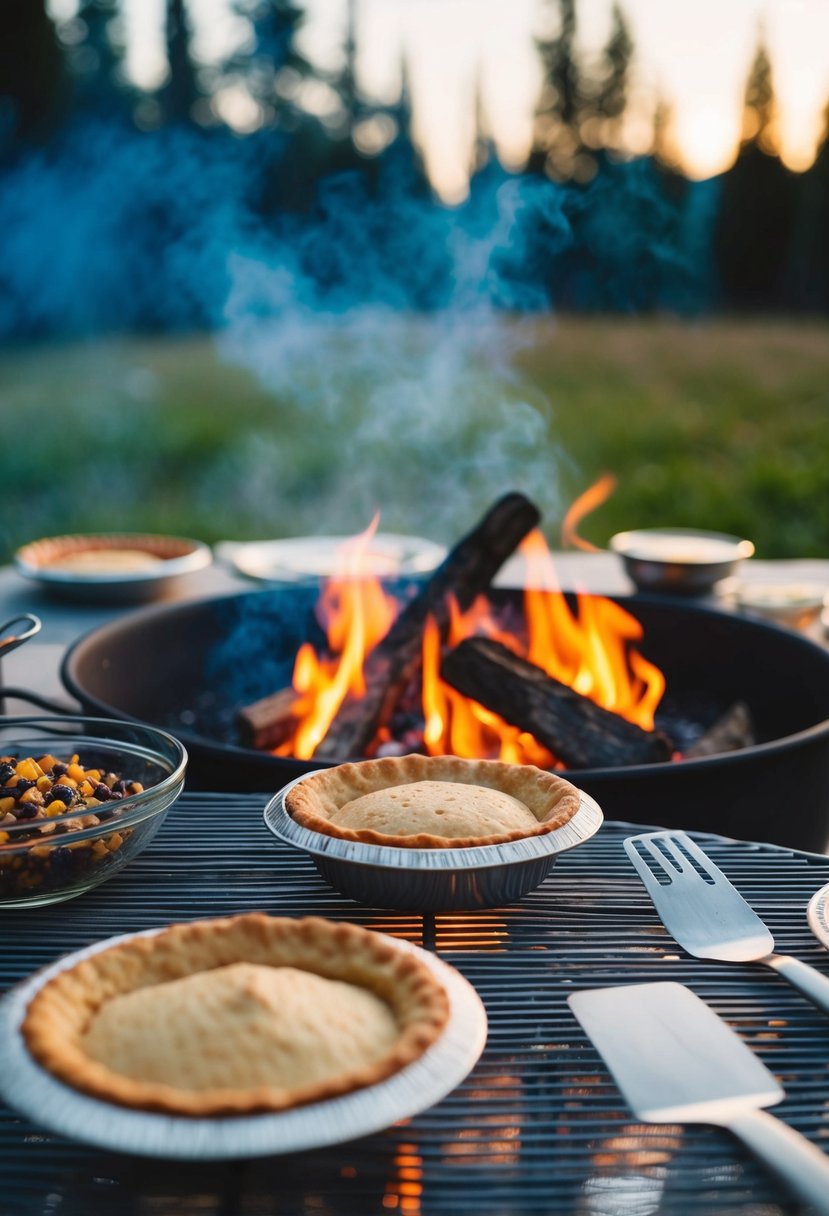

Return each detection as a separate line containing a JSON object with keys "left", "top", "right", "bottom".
{"left": 52, "top": 0, "right": 829, "bottom": 201}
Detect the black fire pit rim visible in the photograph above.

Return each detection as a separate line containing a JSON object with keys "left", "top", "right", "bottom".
{"left": 59, "top": 585, "right": 829, "bottom": 783}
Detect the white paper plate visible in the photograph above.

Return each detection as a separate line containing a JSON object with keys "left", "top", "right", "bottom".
{"left": 0, "top": 925, "right": 487, "bottom": 1160}
{"left": 807, "top": 882, "right": 829, "bottom": 950}
{"left": 218, "top": 534, "right": 445, "bottom": 584}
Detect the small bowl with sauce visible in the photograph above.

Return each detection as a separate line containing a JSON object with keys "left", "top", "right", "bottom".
{"left": 15, "top": 533, "right": 212, "bottom": 603}
{"left": 609, "top": 528, "right": 755, "bottom": 596}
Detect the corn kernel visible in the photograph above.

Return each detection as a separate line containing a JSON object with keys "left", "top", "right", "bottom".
{"left": 45, "top": 801, "right": 66, "bottom": 817}
{"left": 85, "top": 769, "right": 101, "bottom": 782}
{"left": 0, "top": 797, "right": 15, "bottom": 815}
{"left": 36, "top": 775, "right": 52, "bottom": 793}
{"left": 79, "top": 780, "right": 94, "bottom": 798}
{"left": 62, "top": 777, "right": 78, "bottom": 789}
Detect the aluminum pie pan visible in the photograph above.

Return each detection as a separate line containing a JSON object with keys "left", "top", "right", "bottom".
{"left": 807, "top": 882, "right": 829, "bottom": 951}
{"left": 0, "top": 926, "right": 487, "bottom": 1161}
{"left": 264, "top": 773, "right": 604, "bottom": 911}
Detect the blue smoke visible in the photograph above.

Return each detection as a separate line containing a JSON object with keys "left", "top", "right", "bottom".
{"left": 0, "top": 123, "right": 265, "bottom": 337}
{"left": 0, "top": 121, "right": 714, "bottom": 341}
{"left": 0, "top": 121, "right": 715, "bottom": 535}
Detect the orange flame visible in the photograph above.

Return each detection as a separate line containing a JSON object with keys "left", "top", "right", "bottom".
{"left": 275, "top": 503, "right": 665, "bottom": 765}
{"left": 561, "top": 473, "right": 617, "bottom": 551}
{"left": 418, "top": 529, "right": 664, "bottom": 763}
{"left": 275, "top": 515, "right": 396, "bottom": 759}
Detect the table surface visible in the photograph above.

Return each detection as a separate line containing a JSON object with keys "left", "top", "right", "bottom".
{"left": 2, "top": 552, "right": 829, "bottom": 1213}
{"left": 3, "top": 796, "right": 829, "bottom": 1216}
{"left": 2, "top": 550, "right": 828, "bottom": 713}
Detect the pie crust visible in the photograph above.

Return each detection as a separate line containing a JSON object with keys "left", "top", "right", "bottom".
{"left": 22, "top": 913, "right": 449, "bottom": 1116}
{"left": 285, "top": 755, "right": 581, "bottom": 848}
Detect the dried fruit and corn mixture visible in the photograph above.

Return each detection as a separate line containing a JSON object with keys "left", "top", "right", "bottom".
{"left": 0, "top": 753, "right": 143, "bottom": 898}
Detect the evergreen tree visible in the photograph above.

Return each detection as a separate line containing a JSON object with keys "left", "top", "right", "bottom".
{"left": 529, "top": 0, "right": 584, "bottom": 180}
{"left": 787, "top": 98, "right": 829, "bottom": 310}
{"left": 714, "top": 37, "right": 797, "bottom": 310}
{"left": 70, "top": 0, "right": 130, "bottom": 119}
{"left": 374, "top": 57, "right": 429, "bottom": 194}
{"left": 323, "top": 0, "right": 378, "bottom": 175}
{"left": 0, "top": 0, "right": 67, "bottom": 154}
{"left": 742, "top": 40, "right": 774, "bottom": 148}
{"left": 651, "top": 93, "right": 676, "bottom": 169}
{"left": 233, "top": 0, "right": 312, "bottom": 125}
{"left": 576, "top": 2, "right": 633, "bottom": 174}
{"left": 251, "top": 0, "right": 369, "bottom": 213}
{"left": 337, "top": 0, "right": 359, "bottom": 132}
{"left": 471, "top": 68, "right": 496, "bottom": 177}
{"left": 592, "top": 4, "right": 633, "bottom": 138}
{"left": 160, "top": 0, "right": 201, "bottom": 125}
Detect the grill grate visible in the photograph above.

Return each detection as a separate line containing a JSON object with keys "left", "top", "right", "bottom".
{"left": 2, "top": 793, "right": 829, "bottom": 1215}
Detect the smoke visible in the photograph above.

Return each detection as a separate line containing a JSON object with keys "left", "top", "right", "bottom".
{"left": 214, "top": 166, "right": 576, "bottom": 536}
{"left": 0, "top": 121, "right": 710, "bottom": 540}
{"left": 0, "top": 123, "right": 266, "bottom": 337}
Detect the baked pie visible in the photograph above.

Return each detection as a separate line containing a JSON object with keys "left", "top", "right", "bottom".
{"left": 285, "top": 755, "right": 581, "bottom": 848}
{"left": 22, "top": 912, "right": 449, "bottom": 1116}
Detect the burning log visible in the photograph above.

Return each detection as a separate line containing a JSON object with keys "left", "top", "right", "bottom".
{"left": 237, "top": 688, "right": 298, "bottom": 751}
{"left": 312, "top": 493, "right": 542, "bottom": 760}
{"left": 441, "top": 636, "right": 673, "bottom": 769}
{"left": 685, "top": 701, "right": 755, "bottom": 759}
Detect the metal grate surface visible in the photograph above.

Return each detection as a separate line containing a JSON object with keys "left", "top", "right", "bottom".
{"left": 2, "top": 793, "right": 829, "bottom": 1216}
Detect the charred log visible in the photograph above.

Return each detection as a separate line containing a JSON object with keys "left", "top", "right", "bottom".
{"left": 313, "top": 493, "right": 542, "bottom": 760}
{"left": 684, "top": 701, "right": 755, "bottom": 758}
{"left": 237, "top": 688, "right": 298, "bottom": 751}
{"left": 441, "top": 636, "right": 674, "bottom": 769}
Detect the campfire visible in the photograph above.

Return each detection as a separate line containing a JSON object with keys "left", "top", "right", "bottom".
{"left": 238, "top": 493, "right": 754, "bottom": 769}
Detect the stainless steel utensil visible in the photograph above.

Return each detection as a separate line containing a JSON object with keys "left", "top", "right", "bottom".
{"left": 569, "top": 980, "right": 829, "bottom": 1215}
{"left": 625, "top": 829, "right": 829, "bottom": 1015}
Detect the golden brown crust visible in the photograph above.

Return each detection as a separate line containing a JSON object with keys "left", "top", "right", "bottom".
{"left": 22, "top": 913, "right": 449, "bottom": 1117}
{"left": 285, "top": 755, "right": 581, "bottom": 848}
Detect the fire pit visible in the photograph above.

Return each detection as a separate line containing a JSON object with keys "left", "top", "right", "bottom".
{"left": 61, "top": 582, "right": 829, "bottom": 852}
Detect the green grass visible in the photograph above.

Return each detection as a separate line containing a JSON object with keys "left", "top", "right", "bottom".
{"left": 3, "top": 317, "right": 828, "bottom": 563}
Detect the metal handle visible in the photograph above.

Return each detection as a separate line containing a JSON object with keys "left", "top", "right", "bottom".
{"left": 0, "top": 688, "right": 79, "bottom": 715}
{"left": 729, "top": 1107, "right": 829, "bottom": 1215}
{"left": 0, "top": 615, "right": 41, "bottom": 657}
{"left": 764, "top": 953, "right": 829, "bottom": 1017}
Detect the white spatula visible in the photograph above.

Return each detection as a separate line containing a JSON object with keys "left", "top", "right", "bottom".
{"left": 569, "top": 980, "right": 829, "bottom": 1215}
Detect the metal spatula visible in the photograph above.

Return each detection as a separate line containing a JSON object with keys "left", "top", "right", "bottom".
{"left": 569, "top": 981, "right": 829, "bottom": 1215}
{"left": 625, "top": 830, "right": 829, "bottom": 1016}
